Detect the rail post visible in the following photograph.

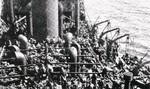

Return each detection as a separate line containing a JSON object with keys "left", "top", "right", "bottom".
{"left": 124, "top": 72, "right": 133, "bottom": 89}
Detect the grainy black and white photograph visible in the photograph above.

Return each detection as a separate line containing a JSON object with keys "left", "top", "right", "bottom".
{"left": 0, "top": 0, "right": 150, "bottom": 88}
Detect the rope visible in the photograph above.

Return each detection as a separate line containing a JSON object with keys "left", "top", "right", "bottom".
{"left": 125, "top": 36, "right": 129, "bottom": 53}
{"left": 83, "top": 0, "right": 92, "bottom": 25}
{"left": 101, "top": 20, "right": 110, "bottom": 33}
{"left": 111, "top": 28, "right": 120, "bottom": 40}
{"left": 106, "top": 21, "right": 111, "bottom": 39}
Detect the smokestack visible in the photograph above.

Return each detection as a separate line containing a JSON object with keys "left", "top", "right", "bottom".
{"left": 32, "top": 0, "right": 59, "bottom": 41}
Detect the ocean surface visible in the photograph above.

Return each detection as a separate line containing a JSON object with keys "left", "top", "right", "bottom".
{"left": 84, "top": 0, "right": 150, "bottom": 61}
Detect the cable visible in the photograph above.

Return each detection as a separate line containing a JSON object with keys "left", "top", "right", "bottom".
{"left": 83, "top": 0, "right": 92, "bottom": 25}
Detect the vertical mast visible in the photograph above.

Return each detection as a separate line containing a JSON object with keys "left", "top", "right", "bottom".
{"left": 75, "top": 0, "right": 80, "bottom": 36}
{"left": 10, "top": 0, "right": 14, "bottom": 24}
{"left": 58, "top": 2, "right": 64, "bottom": 38}
{"left": 9, "top": 0, "right": 15, "bottom": 36}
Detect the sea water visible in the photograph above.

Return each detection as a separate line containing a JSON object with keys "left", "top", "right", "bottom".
{"left": 84, "top": 0, "right": 150, "bottom": 61}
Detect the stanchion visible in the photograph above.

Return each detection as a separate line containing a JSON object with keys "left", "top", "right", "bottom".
{"left": 124, "top": 72, "right": 133, "bottom": 89}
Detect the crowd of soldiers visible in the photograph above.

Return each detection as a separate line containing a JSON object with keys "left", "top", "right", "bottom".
{"left": 0, "top": 0, "right": 150, "bottom": 89}
{"left": 0, "top": 16, "right": 150, "bottom": 89}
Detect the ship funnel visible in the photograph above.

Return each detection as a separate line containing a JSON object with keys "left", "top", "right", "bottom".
{"left": 32, "top": 0, "right": 59, "bottom": 41}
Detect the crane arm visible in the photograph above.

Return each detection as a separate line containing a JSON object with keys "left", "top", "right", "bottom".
{"left": 99, "top": 28, "right": 120, "bottom": 39}
{"left": 110, "top": 34, "right": 129, "bottom": 45}
{"left": 92, "top": 20, "right": 110, "bottom": 30}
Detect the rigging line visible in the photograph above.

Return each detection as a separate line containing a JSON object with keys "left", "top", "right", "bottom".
{"left": 85, "top": 10, "right": 92, "bottom": 25}
{"left": 106, "top": 21, "right": 111, "bottom": 38}
{"left": 118, "top": 35, "right": 121, "bottom": 51}
{"left": 93, "top": 16, "right": 100, "bottom": 27}
{"left": 132, "top": 38, "right": 136, "bottom": 55}
{"left": 108, "top": 21, "right": 111, "bottom": 38}
{"left": 129, "top": 37, "right": 133, "bottom": 53}
{"left": 140, "top": 51, "right": 149, "bottom": 62}
{"left": 129, "top": 37, "right": 136, "bottom": 55}
{"left": 125, "top": 36, "right": 129, "bottom": 53}
{"left": 111, "top": 31, "right": 118, "bottom": 40}
{"left": 101, "top": 21, "right": 110, "bottom": 33}
{"left": 0, "top": 18, "right": 7, "bottom": 25}
{"left": 83, "top": 0, "right": 92, "bottom": 25}
{"left": 111, "top": 28, "right": 120, "bottom": 40}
